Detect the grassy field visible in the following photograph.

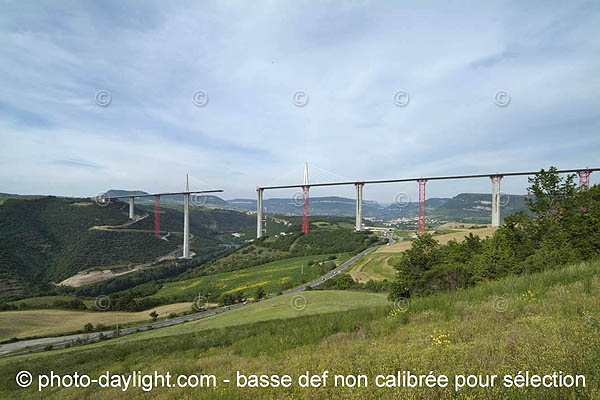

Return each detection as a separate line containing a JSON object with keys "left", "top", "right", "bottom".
{"left": 151, "top": 254, "right": 350, "bottom": 299}
{"left": 2, "top": 259, "right": 600, "bottom": 398}
{"left": 348, "top": 254, "right": 396, "bottom": 282}
{"left": 377, "top": 226, "right": 497, "bottom": 254}
{"left": 348, "top": 227, "right": 497, "bottom": 282}
{"left": 53, "top": 291, "right": 388, "bottom": 346}
{"left": 312, "top": 220, "right": 355, "bottom": 230}
{"left": 0, "top": 303, "right": 193, "bottom": 341}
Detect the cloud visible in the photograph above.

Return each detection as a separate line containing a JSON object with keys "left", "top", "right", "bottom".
{"left": 52, "top": 158, "right": 104, "bottom": 170}
{"left": 0, "top": 1, "right": 598, "bottom": 200}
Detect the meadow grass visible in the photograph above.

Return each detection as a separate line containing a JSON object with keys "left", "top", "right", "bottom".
{"left": 2, "top": 259, "right": 600, "bottom": 399}
{"left": 151, "top": 253, "right": 350, "bottom": 299}
{"left": 377, "top": 226, "right": 497, "bottom": 254}
{"left": 74, "top": 291, "right": 388, "bottom": 345}
{"left": 0, "top": 303, "right": 193, "bottom": 341}
{"left": 348, "top": 254, "right": 396, "bottom": 282}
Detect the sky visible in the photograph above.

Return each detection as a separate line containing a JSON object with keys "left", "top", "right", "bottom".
{"left": 1, "top": 0, "right": 599, "bottom": 203}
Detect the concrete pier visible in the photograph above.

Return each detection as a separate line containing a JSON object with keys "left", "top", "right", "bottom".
{"left": 355, "top": 183, "right": 364, "bottom": 231}
{"left": 183, "top": 175, "right": 191, "bottom": 258}
{"left": 256, "top": 188, "right": 264, "bottom": 238}
{"left": 490, "top": 175, "right": 502, "bottom": 227}
{"left": 128, "top": 197, "right": 134, "bottom": 219}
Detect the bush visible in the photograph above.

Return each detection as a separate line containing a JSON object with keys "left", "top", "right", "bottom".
{"left": 254, "top": 286, "right": 265, "bottom": 300}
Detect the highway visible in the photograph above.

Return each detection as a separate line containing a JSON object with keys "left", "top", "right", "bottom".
{"left": 0, "top": 243, "right": 384, "bottom": 357}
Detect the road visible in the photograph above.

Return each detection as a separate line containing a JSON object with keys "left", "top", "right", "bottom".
{"left": 283, "top": 245, "right": 381, "bottom": 294}
{"left": 1, "top": 244, "right": 383, "bottom": 357}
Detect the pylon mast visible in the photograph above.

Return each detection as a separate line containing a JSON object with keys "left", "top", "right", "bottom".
{"left": 417, "top": 179, "right": 427, "bottom": 235}
{"left": 154, "top": 195, "right": 161, "bottom": 238}
{"left": 302, "top": 162, "right": 310, "bottom": 234}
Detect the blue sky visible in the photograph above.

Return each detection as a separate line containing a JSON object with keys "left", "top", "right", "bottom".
{"left": 1, "top": 0, "right": 599, "bottom": 202}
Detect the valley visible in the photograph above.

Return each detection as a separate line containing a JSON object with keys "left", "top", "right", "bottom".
{"left": 1, "top": 170, "right": 598, "bottom": 399}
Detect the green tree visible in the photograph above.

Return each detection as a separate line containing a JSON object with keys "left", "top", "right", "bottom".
{"left": 333, "top": 273, "right": 355, "bottom": 290}
{"left": 219, "top": 293, "right": 235, "bottom": 306}
{"left": 84, "top": 323, "right": 94, "bottom": 333}
{"left": 149, "top": 310, "right": 158, "bottom": 321}
{"left": 254, "top": 286, "right": 265, "bottom": 300}
{"left": 526, "top": 167, "right": 578, "bottom": 219}
{"left": 389, "top": 234, "right": 441, "bottom": 299}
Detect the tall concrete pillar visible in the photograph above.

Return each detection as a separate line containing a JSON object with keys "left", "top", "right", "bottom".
{"left": 490, "top": 175, "right": 502, "bottom": 227}
{"left": 355, "top": 183, "right": 364, "bottom": 231}
{"left": 256, "top": 188, "right": 264, "bottom": 238}
{"left": 183, "top": 175, "right": 191, "bottom": 258}
{"left": 128, "top": 197, "right": 135, "bottom": 219}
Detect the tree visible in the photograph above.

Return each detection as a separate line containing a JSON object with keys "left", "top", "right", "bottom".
{"left": 219, "top": 293, "right": 235, "bottom": 306}
{"left": 234, "top": 291, "right": 245, "bottom": 303}
{"left": 84, "top": 323, "right": 94, "bottom": 333}
{"left": 254, "top": 286, "right": 265, "bottom": 300}
{"left": 149, "top": 310, "right": 158, "bottom": 321}
{"left": 389, "top": 234, "right": 441, "bottom": 299}
{"left": 333, "top": 274, "right": 355, "bottom": 290}
{"left": 526, "top": 167, "right": 578, "bottom": 219}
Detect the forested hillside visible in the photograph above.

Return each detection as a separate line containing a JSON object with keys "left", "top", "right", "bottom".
{"left": 0, "top": 197, "right": 255, "bottom": 301}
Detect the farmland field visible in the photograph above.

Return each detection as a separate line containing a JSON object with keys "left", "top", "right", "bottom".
{"left": 0, "top": 303, "right": 193, "bottom": 342}
{"left": 377, "top": 226, "right": 497, "bottom": 253}
{"left": 71, "top": 290, "right": 389, "bottom": 346}
{"left": 348, "top": 254, "right": 396, "bottom": 282}
{"left": 151, "top": 253, "right": 351, "bottom": 299}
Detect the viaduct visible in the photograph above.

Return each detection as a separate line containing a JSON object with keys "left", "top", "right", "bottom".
{"left": 104, "top": 175, "right": 223, "bottom": 259}
{"left": 98, "top": 167, "right": 597, "bottom": 259}
{"left": 256, "top": 167, "right": 598, "bottom": 238}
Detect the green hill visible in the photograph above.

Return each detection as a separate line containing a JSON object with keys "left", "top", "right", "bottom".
{"left": 2, "top": 260, "right": 599, "bottom": 399}
{"left": 0, "top": 197, "right": 255, "bottom": 301}
{"left": 430, "top": 193, "right": 529, "bottom": 223}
